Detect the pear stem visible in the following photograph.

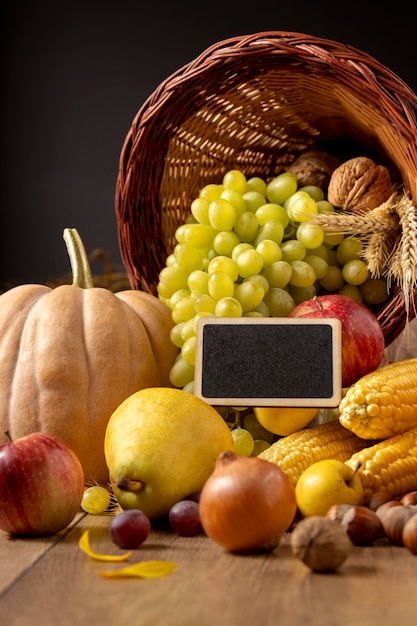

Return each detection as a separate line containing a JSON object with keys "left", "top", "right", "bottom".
{"left": 348, "top": 461, "right": 362, "bottom": 485}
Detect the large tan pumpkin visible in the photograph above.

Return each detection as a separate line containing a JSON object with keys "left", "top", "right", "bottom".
{"left": 0, "top": 229, "right": 179, "bottom": 484}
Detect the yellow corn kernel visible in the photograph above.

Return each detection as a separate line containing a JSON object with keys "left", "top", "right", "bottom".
{"left": 345, "top": 427, "right": 417, "bottom": 501}
{"left": 339, "top": 357, "right": 417, "bottom": 439}
{"left": 258, "top": 419, "right": 371, "bottom": 486}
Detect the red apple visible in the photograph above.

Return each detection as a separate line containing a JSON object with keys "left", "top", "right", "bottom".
{"left": 0, "top": 432, "right": 84, "bottom": 536}
{"left": 289, "top": 294, "right": 384, "bottom": 387}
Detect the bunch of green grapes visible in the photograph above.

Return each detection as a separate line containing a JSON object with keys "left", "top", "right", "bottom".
{"left": 157, "top": 169, "right": 388, "bottom": 392}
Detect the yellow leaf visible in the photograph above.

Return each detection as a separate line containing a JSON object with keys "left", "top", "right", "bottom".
{"left": 78, "top": 530, "right": 132, "bottom": 562}
{"left": 96, "top": 560, "right": 177, "bottom": 579}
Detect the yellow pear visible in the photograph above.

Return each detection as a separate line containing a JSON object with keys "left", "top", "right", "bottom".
{"left": 104, "top": 387, "right": 234, "bottom": 519}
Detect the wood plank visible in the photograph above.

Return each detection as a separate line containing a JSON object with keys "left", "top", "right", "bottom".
{"left": 1, "top": 512, "right": 416, "bottom": 626}
{"left": 0, "top": 513, "right": 85, "bottom": 594}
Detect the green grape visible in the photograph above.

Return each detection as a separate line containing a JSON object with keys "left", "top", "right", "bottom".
{"left": 289, "top": 283, "right": 317, "bottom": 304}
{"left": 233, "top": 211, "right": 259, "bottom": 242}
{"left": 182, "top": 223, "right": 217, "bottom": 249}
{"left": 182, "top": 380, "right": 195, "bottom": 394}
{"left": 305, "top": 244, "right": 328, "bottom": 261}
{"left": 231, "top": 427, "right": 255, "bottom": 456}
{"left": 323, "top": 232, "right": 345, "bottom": 246}
{"left": 255, "top": 203, "right": 289, "bottom": 227}
{"left": 263, "top": 287, "right": 295, "bottom": 316}
{"left": 253, "top": 220, "right": 284, "bottom": 246}
{"left": 187, "top": 270, "right": 209, "bottom": 296}
{"left": 236, "top": 248, "right": 264, "bottom": 278}
{"left": 231, "top": 242, "right": 254, "bottom": 262}
{"left": 288, "top": 195, "right": 318, "bottom": 222}
{"left": 194, "top": 294, "right": 217, "bottom": 314}
{"left": 242, "top": 273, "right": 269, "bottom": 293}
{"left": 266, "top": 172, "right": 297, "bottom": 205}
{"left": 280, "top": 239, "right": 306, "bottom": 262}
{"left": 289, "top": 260, "right": 316, "bottom": 287}
{"left": 336, "top": 236, "right": 363, "bottom": 264}
{"left": 326, "top": 248, "right": 341, "bottom": 267}
{"left": 319, "top": 265, "right": 345, "bottom": 291}
{"left": 251, "top": 440, "right": 272, "bottom": 456}
{"left": 158, "top": 265, "right": 189, "bottom": 297}
{"left": 208, "top": 198, "right": 237, "bottom": 231}
{"left": 223, "top": 169, "right": 247, "bottom": 193}
{"left": 246, "top": 176, "right": 267, "bottom": 196}
{"left": 170, "top": 322, "right": 186, "bottom": 348}
{"left": 284, "top": 190, "right": 310, "bottom": 212}
{"left": 212, "top": 230, "right": 241, "bottom": 256}
{"left": 243, "top": 190, "right": 267, "bottom": 212}
{"left": 181, "top": 336, "right": 197, "bottom": 366}
{"left": 296, "top": 221, "right": 325, "bottom": 249}
{"left": 208, "top": 255, "right": 239, "bottom": 281}
{"left": 242, "top": 412, "right": 275, "bottom": 443}
{"left": 233, "top": 280, "right": 265, "bottom": 312}
{"left": 261, "top": 260, "right": 292, "bottom": 288}
{"left": 220, "top": 188, "right": 246, "bottom": 215}
{"left": 338, "top": 283, "right": 363, "bottom": 302}
{"left": 174, "top": 223, "right": 187, "bottom": 243}
{"left": 81, "top": 485, "right": 112, "bottom": 515}
{"left": 342, "top": 259, "right": 369, "bottom": 285}
{"left": 304, "top": 254, "right": 328, "bottom": 280}
{"left": 299, "top": 185, "right": 325, "bottom": 202}
{"left": 180, "top": 318, "right": 196, "bottom": 341}
{"left": 190, "top": 197, "right": 210, "bottom": 224}
{"left": 174, "top": 243, "right": 205, "bottom": 272}
{"left": 250, "top": 300, "right": 270, "bottom": 316}
{"left": 256, "top": 239, "right": 283, "bottom": 265}
{"left": 215, "top": 297, "right": 243, "bottom": 317}
{"left": 200, "top": 183, "right": 223, "bottom": 201}
{"left": 208, "top": 271, "right": 235, "bottom": 300}
{"left": 172, "top": 295, "right": 196, "bottom": 323}
{"left": 317, "top": 199, "right": 335, "bottom": 214}
{"left": 169, "top": 288, "right": 191, "bottom": 309}
{"left": 169, "top": 357, "right": 195, "bottom": 387}
{"left": 359, "top": 278, "right": 389, "bottom": 305}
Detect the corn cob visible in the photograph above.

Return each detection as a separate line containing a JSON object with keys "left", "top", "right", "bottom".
{"left": 339, "top": 357, "right": 417, "bottom": 439}
{"left": 258, "top": 419, "right": 371, "bottom": 487}
{"left": 345, "top": 427, "right": 417, "bottom": 502}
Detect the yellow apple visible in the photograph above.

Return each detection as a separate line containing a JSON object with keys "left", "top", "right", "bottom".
{"left": 253, "top": 406, "right": 319, "bottom": 436}
{"left": 295, "top": 459, "right": 364, "bottom": 517}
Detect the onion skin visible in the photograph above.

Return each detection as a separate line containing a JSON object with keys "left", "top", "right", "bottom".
{"left": 199, "top": 450, "right": 297, "bottom": 553}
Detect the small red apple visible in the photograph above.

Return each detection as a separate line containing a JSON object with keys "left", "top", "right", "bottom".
{"left": 0, "top": 432, "right": 84, "bottom": 536}
{"left": 289, "top": 294, "right": 384, "bottom": 387}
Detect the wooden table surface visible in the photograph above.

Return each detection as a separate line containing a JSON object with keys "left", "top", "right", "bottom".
{"left": 1, "top": 510, "right": 416, "bottom": 626}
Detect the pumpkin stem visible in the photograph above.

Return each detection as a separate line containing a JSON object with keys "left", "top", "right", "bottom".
{"left": 63, "top": 228, "right": 94, "bottom": 289}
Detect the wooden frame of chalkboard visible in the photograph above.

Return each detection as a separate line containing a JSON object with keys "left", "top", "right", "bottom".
{"left": 194, "top": 317, "right": 342, "bottom": 407}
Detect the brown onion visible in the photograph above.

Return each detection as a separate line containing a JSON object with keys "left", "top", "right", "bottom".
{"left": 199, "top": 450, "right": 297, "bottom": 553}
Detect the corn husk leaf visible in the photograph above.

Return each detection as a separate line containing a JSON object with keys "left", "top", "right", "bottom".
{"left": 78, "top": 529, "right": 132, "bottom": 561}
{"left": 96, "top": 560, "right": 177, "bottom": 579}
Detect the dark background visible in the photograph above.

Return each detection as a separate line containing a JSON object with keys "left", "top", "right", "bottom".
{"left": 1, "top": 1, "right": 416, "bottom": 289}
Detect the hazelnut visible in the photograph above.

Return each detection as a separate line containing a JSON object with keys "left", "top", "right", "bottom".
{"left": 339, "top": 505, "right": 384, "bottom": 545}
{"left": 381, "top": 505, "right": 417, "bottom": 546}
{"left": 400, "top": 491, "right": 417, "bottom": 506}
{"left": 403, "top": 514, "right": 417, "bottom": 555}
{"left": 375, "top": 498, "right": 403, "bottom": 523}
{"left": 290, "top": 516, "right": 352, "bottom": 572}
{"left": 367, "top": 491, "right": 395, "bottom": 512}
{"left": 287, "top": 150, "right": 341, "bottom": 190}
{"left": 327, "top": 156, "right": 392, "bottom": 214}
{"left": 325, "top": 503, "right": 355, "bottom": 523}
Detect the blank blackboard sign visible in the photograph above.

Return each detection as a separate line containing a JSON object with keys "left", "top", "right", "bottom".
{"left": 194, "top": 317, "right": 342, "bottom": 407}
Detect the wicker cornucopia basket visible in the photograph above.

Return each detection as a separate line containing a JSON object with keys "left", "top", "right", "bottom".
{"left": 115, "top": 31, "right": 417, "bottom": 347}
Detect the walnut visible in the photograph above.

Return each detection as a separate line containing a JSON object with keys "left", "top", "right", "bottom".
{"left": 290, "top": 516, "right": 352, "bottom": 572}
{"left": 287, "top": 150, "right": 342, "bottom": 189}
{"left": 327, "top": 156, "right": 392, "bottom": 213}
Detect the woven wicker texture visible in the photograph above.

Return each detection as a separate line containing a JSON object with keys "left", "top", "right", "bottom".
{"left": 115, "top": 31, "right": 417, "bottom": 346}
